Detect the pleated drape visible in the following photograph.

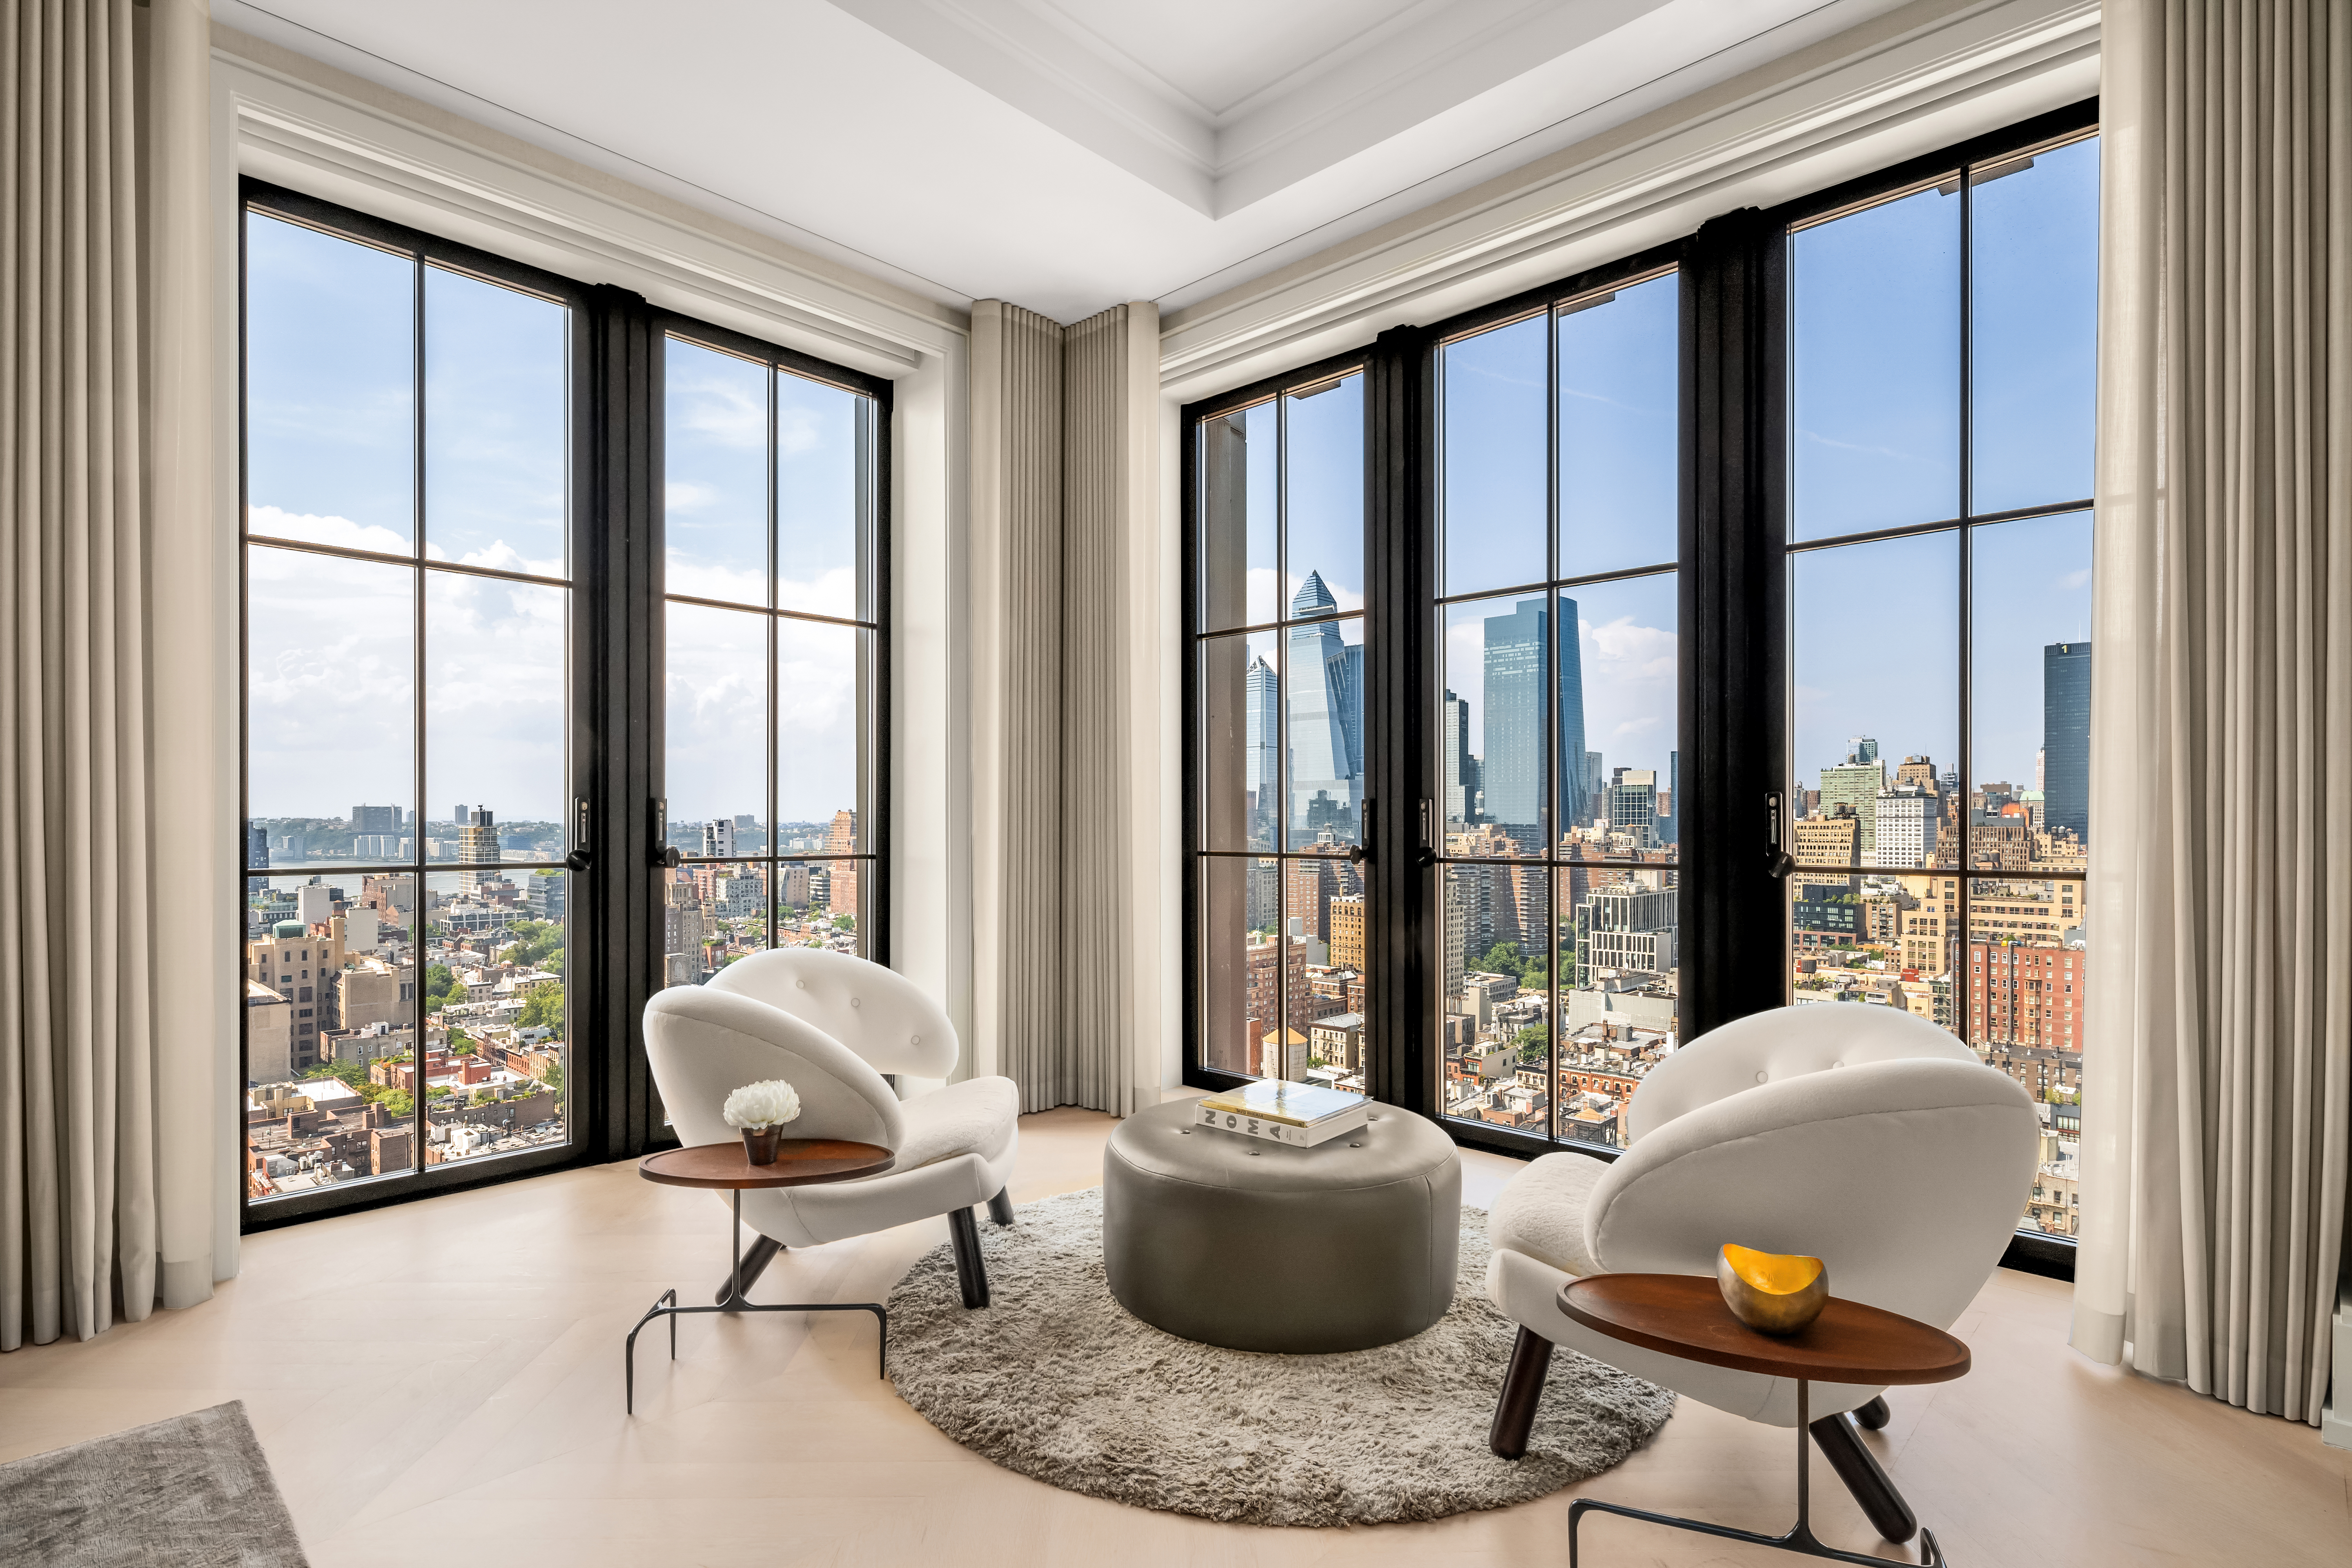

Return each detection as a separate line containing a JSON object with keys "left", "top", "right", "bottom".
{"left": 977, "top": 300, "right": 1141, "bottom": 1115}
{"left": 2072, "top": 0, "right": 2352, "bottom": 1424}
{"left": 0, "top": 0, "right": 160, "bottom": 1349}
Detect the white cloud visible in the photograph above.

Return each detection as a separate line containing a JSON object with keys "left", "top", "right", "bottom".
{"left": 249, "top": 505, "right": 409, "bottom": 557}
{"left": 666, "top": 481, "right": 719, "bottom": 515}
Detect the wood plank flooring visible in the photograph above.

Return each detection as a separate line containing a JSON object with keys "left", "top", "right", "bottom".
{"left": 2, "top": 1107, "right": 2345, "bottom": 1565}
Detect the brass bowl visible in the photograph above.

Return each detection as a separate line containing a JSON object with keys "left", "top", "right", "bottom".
{"left": 1717, "top": 1243, "right": 1828, "bottom": 1335}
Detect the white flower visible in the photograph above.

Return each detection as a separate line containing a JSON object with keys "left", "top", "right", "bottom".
{"left": 722, "top": 1078, "right": 802, "bottom": 1130}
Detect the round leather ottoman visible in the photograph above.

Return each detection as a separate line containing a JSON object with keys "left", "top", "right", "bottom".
{"left": 1102, "top": 1098, "right": 1461, "bottom": 1353}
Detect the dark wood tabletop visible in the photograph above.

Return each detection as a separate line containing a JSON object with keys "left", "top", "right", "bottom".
{"left": 1559, "top": 1273, "right": 1971, "bottom": 1386}
{"left": 638, "top": 1140, "right": 894, "bottom": 1191}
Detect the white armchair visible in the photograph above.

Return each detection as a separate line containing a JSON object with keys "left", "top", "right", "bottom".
{"left": 1483, "top": 1004, "right": 2038, "bottom": 1544}
{"left": 642, "top": 951, "right": 1020, "bottom": 1310}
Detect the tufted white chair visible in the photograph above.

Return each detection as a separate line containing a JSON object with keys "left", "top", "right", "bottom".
{"left": 643, "top": 951, "right": 1019, "bottom": 1309}
{"left": 1482, "top": 1004, "right": 2038, "bottom": 1543}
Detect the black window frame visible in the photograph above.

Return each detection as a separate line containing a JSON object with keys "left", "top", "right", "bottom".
{"left": 1178, "top": 98, "right": 2098, "bottom": 1281}
{"left": 236, "top": 179, "right": 893, "bottom": 1230}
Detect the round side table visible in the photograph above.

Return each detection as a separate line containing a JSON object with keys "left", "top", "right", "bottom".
{"left": 626, "top": 1139, "right": 893, "bottom": 1414}
{"left": 1557, "top": 1273, "right": 1970, "bottom": 1567}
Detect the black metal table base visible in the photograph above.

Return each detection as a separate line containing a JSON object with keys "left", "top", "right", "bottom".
{"left": 1568, "top": 1381, "right": 1948, "bottom": 1566}
{"left": 625, "top": 1189, "right": 889, "bottom": 1414}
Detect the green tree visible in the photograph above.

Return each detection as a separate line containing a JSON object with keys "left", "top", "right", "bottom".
{"left": 518, "top": 982, "right": 564, "bottom": 1034}
{"left": 538, "top": 1060, "right": 564, "bottom": 1094}
{"left": 832, "top": 914, "right": 856, "bottom": 932}
{"left": 423, "top": 962, "right": 459, "bottom": 1014}
{"left": 380, "top": 1087, "right": 414, "bottom": 1120}
{"left": 1477, "top": 943, "right": 1526, "bottom": 977}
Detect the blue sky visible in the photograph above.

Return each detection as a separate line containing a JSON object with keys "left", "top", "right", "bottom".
{"left": 244, "top": 210, "right": 870, "bottom": 836}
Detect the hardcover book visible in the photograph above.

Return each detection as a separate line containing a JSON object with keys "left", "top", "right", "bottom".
{"left": 1194, "top": 1080, "right": 1370, "bottom": 1148}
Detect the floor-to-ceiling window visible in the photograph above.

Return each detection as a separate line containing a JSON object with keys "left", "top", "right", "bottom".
{"left": 1180, "top": 102, "right": 2096, "bottom": 1264}
{"left": 1783, "top": 127, "right": 2098, "bottom": 1236}
{"left": 241, "top": 185, "right": 583, "bottom": 1207}
{"left": 658, "top": 329, "right": 888, "bottom": 983}
{"left": 1432, "top": 270, "right": 1681, "bottom": 1149}
{"left": 1190, "top": 362, "right": 1370, "bottom": 1088}
{"left": 239, "top": 186, "right": 892, "bottom": 1223}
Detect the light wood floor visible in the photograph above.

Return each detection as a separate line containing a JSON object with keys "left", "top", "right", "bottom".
{"left": 3, "top": 1107, "right": 2346, "bottom": 1565}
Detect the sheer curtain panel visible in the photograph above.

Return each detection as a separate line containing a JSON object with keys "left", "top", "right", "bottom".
{"left": 2074, "top": 0, "right": 2352, "bottom": 1423}
{"left": 1, "top": 0, "right": 216, "bottom": 1350}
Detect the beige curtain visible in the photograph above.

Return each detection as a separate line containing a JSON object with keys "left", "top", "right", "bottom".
{"left": 2073, "top": 0, "right": 2352, "bottom": 1424}
{"left": 1, "top": 0, "right": 213, "bottom": 1350}
{"left": 970, "top": 300, "right": 1146, "bottom": 1115}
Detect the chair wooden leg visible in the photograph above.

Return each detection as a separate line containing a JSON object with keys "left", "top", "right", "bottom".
{"left": 1809, "top": 1410, "right": 1918, "bottom": 1543}
{"left": 947, "top": 1206, "right": 990, "bottom": 1308}
{"left": 1854, "top": 1394, "right": 1891, "bottom": 1430}
{"left": 986, "top": 1186, "right": 1015, "bottom": 1227}
{"left": 1488, "top": 1325, "right": 1555, "bottom": 1459}
{"left": 714, "top": 1233, "right": 784, "bottom": 1307}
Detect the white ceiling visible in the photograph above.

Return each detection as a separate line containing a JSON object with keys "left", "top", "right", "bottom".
{"left": 218, "top": 0, "right": 1918, "bottom": 323}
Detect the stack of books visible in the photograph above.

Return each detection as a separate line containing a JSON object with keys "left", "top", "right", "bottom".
{"left": 1194, "top": 1079, "right": 1370, "bottom": 1148}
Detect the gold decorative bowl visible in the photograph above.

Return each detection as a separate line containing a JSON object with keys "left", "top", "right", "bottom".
{"left": 1717, "top": 1243, "right": 1829, "bottom": 1335}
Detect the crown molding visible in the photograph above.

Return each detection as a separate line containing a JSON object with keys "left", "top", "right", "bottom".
{"left": 214, "top": 34, "right": 966, "bottom": 376}
{"left": 1158, "top": 0, "right": 2097, "bottom": 402}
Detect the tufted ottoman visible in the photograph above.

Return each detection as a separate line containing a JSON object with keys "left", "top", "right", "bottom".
{"left": 1102, "top": 1097, "right": 1462, "bottom": 1353}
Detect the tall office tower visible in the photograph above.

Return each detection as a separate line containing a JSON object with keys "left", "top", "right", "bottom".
{"left": 1482, "top": 599, "right": 1547, "bottom": 835}
{"left": 1328, "top": 893, "right": 1366, "bottom": 971}
{"left": 1657, "top": 750, "right": 1679, "bottom": 845}
{"left": 1442, "top": 872, "right": 1467, "bottom": 1010}
{"left": 2044, "top": 642, "right": 2091, "bottom": 842}
{"left": 1873, "top": 783, "right": 1940, "bottom": 869}
{"left": 1332, "top": 639, "right": 1366, "bottom": 781}
{"left": 1559, "top": 595, "right": 1588, "bottom": 827}
{"left": 1585, "top": 751, "right": 1604, "bottom": 824}
{"left": 246, "top": 824, "right": 269, "bottom": 869}
{"left": 1286, "top": 573, "right": 1361, "bottom": 838}
{"left": 1895, "top": 755, "right": 1938, "bottom": 791}
{"left": 733, "top": 813, "right": 762, "bottom": 853}
{"left": 1847, "top": 737, "right": 1880, "bottom": 766}
{"left": 825, "top": 809, "right": 859, "bottom": 917}
{"left": 352, "top": 803, "right": 399, "bottom": 835}
{"left": 1574, "top": 885, "right": 1678, "bottom": 979}
{"left": 452, "top": 804, "right": 468, "bottom": 829}
{"left": 1820, "top": 754, "right": 1887, "bottom": 862}
{"left": 2035, "top": 748, "right": 2046, "bottom": 791}
{"left": 1608, "top": 768, "right": 1659, "bottom": 846}
{"left": 457, "top": 809, "right": 500, "bottom": 891}
{"left": 1244, "top": 653, "right": 1279, "bottom": 846}
{"left": 1441, "top": 688, "right": 1475, "bottom": 825}
{"left": 700, "top": 819, "right": 734, "bottom": 859}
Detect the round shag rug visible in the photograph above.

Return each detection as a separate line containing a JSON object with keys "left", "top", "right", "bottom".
{"left": 886, "top": 1187, "right": 1674, "bottom": 1526}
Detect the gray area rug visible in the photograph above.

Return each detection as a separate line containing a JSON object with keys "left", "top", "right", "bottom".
{"left": 888, "top": 1187, "right": 1674, "bottom": 1526}
{"left": 0, "top": 1401, "right": 309, "bottom": 1567}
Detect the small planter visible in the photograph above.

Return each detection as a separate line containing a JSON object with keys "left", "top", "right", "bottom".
{"left": 741, "top": 1125, "right": 783, "bottom": 1166}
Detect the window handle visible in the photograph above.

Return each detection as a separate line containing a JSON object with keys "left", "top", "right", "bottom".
{"left": 1766, "top": 790, "right": 1796, "bottom": 878}
{"left": 564, "top": 795, "right": 593, "bottom": 873}
{"left": 652, "top": 798, "right": 681, "bottom": 870}
{"left": 1348, "top": 800, "right": 1373, "bottom": 865}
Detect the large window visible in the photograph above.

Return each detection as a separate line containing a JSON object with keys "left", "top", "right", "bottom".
{"left": 1180, "top": 103, "right": 2096, "bottom": 1264}
{"left": 238, "top": 186, "right": 892, "bottom": 1223}
{"left": 241, "top": 187, "right": 581, "bottom": 1207}
{"left": 1784, "top": 128, "right": 2098, "bottom": 1237}
{"left": 1192, "top": 365, "right": 1370, "bottom": 1087}
{"left": 1433, "top": 270, "right": 1681, "bottom": 1149}
{"left": 660, "top": 330, "right": 886, "bottom": 984}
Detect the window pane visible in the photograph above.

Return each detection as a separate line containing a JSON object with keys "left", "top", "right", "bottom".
{"left": 1791, "top": 184, "right": 1961, "bottom": 539}
{"left": 1789, "top": 877, "right": 1955, "bottom": 1029}
{"left": 777, "top": 372, "right": 864, "bottom": 620}
{"left": 246, "top": 545, "right": 414, "bottom": 866}
{"left": 1558, "top": 575, "right": 1677, "bottom": 858}
{"left": 424, "top": 267, "right": 566, "bottom": 575}
{"left": 1970, "top": 511, "right": 2092, "bottom": 870}
{"left": 1969, "top": 893, "right": 2084, "bottom": 1237}
{"left": 414, "top": 868, "right": 569, "bottom": 1159}
{"left": 1789, "top": 532, "right": 1958, "bottom": 867}
{"left": 245, "top": 214, "right": 414, "bottom": 554}
{"left": 1197, "top": 401, "right": 1278, "bottom": 632}
{"left": 1200, "top": 629, "right": 1279, "bottom": 852}
{"left": 660, "top": 859, "right": 769, "bottom": 984}
{"left": 665, "top": 601, "right": 769, "bottom": 858}
{"left": 1439, "top": 863, "right": 1549, "bottom": 1131}
{"left": 1286, "top": 613, "right": 1365, "bottom": 851}
{"left": 1199, "top": 855, "right": 1282, "bottom": 1077}
{"left": 1442, "top": 314, "right": 1548, "bottom": 595}
{"left": 1285, "top": 374, "right": 1364, "bottom": 615}
{"left": 1559, "top": 864, "right": 1677, "bottom": 1150}
{"left": 1443, "top": 595, "right": 1551, "bottom": 856}
{"left": 1558, "top": 274, "right": 1678, "bottom": 577}
{"left": 1972, "top": 138, "right": 2099, "bottom": 514}
{"left": 425, "top": 573, "right": 566, "bottom": 868}
{"left": 664, "top": 338, "right": 768, "bottom": 605}
{"left": 245, "top": 871, "right": 420, "bottom": 1196}
{"left": 777, "top": 619, "right": 865, "bottom": 853}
